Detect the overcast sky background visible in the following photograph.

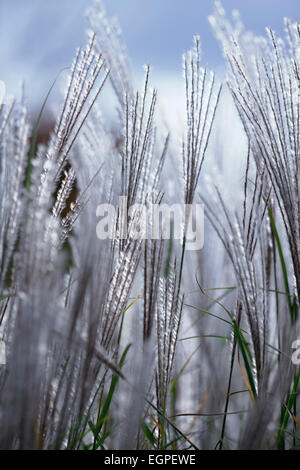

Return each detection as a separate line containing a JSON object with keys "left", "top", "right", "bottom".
{"left": 0, "top": 0, "right": 299, "bottom": 115}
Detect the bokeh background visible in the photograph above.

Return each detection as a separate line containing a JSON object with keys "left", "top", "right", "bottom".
{"left": 0, "top": 0, "right": 299, "bottom": 120}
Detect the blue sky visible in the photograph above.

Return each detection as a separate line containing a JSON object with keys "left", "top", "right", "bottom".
{"left": 0, "top": 0, "right": 299, "bottom": 110}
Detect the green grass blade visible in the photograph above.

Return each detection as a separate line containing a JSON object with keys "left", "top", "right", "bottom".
{"left": 278, "top": 366, "right": 300, "bottom": 449}
{"left": 93, "top": 343, "right": 131, "bottom": 444}
{"left": 185, "top": 303, "right": 234, "bottom": 328}
{"left": 232, "top": 320, "right": 257, "bottom": 400}
{"left": 267, "top": 206, "right": 294, "bottom": 320}
{"left": 179, "top": 334, "right": 231, "bottom": 342}
{"left": 142, "top": 422, "right": 157, "bottom": 449}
